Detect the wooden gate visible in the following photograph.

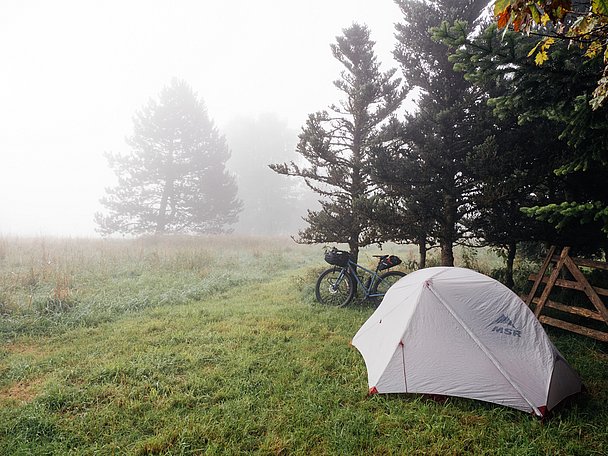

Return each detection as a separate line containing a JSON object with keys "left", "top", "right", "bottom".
{"left": 524, "top": 246, "right": 608, "bottom": 343}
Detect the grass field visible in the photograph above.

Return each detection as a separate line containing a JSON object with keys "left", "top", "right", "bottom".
{"left": 0, "top": 237, "right": 606, "bottom": 455}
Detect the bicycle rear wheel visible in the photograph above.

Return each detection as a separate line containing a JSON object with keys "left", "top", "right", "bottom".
{"left": 315, "top": 267, "right": 356, "bottom": 307}
{"left": 371, "top": 270, "right": 406, "bottom": 306}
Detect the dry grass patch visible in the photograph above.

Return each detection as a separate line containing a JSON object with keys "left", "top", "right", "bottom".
{"left": 0, "top": 377, "right": 44, "bottom": 406}
{"left": 4, "top": 342, "right": 49, "bottom": 358}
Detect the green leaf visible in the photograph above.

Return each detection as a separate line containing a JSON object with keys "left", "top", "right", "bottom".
{"left": 530, "top": 4, "right": 541, "bottom": 24}
{"left": 493, "top": 0, "right": 511, "bottom": 16}
{"left": 592, "top": 0, "right": 608, "bottom": 15}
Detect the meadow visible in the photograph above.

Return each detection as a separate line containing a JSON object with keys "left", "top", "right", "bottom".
{"left": 0, "top": 236, "right": 606, "bottom": 455}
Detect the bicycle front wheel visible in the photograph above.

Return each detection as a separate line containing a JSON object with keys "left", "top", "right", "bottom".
{"left": 315, "top": 267, "right": 356, "bottom": 307}
{"left": 371, "top": 270, "right": 406, "bottom": 305}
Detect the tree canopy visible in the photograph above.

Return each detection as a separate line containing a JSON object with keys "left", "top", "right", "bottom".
{"left": 96, "top": 79, "right": 242, "bottom": 236}
{"left": 494, "top": 0, "right": 608, "bottom": 109}
{"left": 271, "top": 23, "right": 404, "bottom": 261}
{"left": 436, "top": 18, "right": 608, "bottom": 246}
{"left": 372, "top": 0, "right": 489, "bottom": 267}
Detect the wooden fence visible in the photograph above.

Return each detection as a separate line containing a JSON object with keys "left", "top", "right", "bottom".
{"left": 524, "top": 246, "right": 608, "bottom": 343}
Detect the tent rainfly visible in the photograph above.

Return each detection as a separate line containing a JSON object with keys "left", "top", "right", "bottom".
{"left": 351, "top": 267, "right": 582, "bottom": 417}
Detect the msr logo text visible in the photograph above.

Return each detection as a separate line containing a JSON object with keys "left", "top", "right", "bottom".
{"left": 491, "top": 326, "right": 521, "bottom": 337}
{"left": 488, "top": 314, "right": 522, "bottom": 337}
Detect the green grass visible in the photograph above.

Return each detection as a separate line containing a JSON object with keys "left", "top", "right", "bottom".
{"left": 0, "top": 237, "right": 606, "bottom": 454}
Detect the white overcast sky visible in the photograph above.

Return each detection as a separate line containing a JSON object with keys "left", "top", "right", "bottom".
{"left": 0, "top": 0, "right": 403, "bottom": 236}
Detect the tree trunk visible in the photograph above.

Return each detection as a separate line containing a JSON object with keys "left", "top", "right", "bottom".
{"left": 440, "top": 240, "right": 454, "bottom": 267}
{"left": 349, "top": 127, "right": 363, "bottom": 266}
{"left": 505, "top": 242, "right": 517, "bottom": 289}
{"left": 440, "top": 194, "right": 456, "bottom": 267}
{"left": 418, "top": 237, "right": 427, "bottom": 269}
{"left": 156, "top": 178, "right": 174, "bottom": 234}
{"left": 349, "top": 238, "right": 359, "bottom": 264}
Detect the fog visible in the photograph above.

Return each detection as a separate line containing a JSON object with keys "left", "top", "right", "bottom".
{"left": 0, "top": 0, "right": 401, "bottom": 237}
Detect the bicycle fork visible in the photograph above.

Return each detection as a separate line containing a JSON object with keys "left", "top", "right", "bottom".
{"left": 330, "top": 268, "right": 349, "bottom": 293}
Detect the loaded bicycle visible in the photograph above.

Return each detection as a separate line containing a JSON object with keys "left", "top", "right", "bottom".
{"left": 315, "top": 247, "right": 406, "bottom": 307}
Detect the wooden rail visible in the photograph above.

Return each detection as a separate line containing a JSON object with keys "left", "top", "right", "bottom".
{"left": 527, "top": 274, "right": 608, "bottom": 298}
{"left": 523, "top": 246, "right": 608, "bottom": 343}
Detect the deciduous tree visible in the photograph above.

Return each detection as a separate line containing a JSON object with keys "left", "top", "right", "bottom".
{"left": 494, "top": 0, "right": 608, "bottom": 109}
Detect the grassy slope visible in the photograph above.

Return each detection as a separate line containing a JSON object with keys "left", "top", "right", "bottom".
{"left": 0, "top": 238, "right": 606, "bottom": 455}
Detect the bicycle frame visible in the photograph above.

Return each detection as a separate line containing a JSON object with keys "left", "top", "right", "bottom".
{"left": 318, "top": 248, "right": 405, "bottom": 307}
{"left": 342, "top": 260, "right": 383, "bottom": 299}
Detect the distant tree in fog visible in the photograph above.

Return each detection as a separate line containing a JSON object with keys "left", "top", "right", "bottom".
{"left": 95, "top": 79, "right": 242, "bottom": 235}
{"left": 224, "top": 114, "right": 316, "bottom": 236}
{"left": 270, "top": 23, "right": 404, "bottom": 261}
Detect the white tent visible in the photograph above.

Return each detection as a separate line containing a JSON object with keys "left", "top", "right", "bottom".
{"left": 352, "top": 267, "right": 582, "bottom": 417}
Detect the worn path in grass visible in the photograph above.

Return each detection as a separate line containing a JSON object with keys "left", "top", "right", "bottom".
{"left": 1, "top": 265, "right": 608, "bottom": 454}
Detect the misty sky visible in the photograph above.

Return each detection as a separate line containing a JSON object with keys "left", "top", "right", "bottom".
{"left": 0, "top": 0, "right": 403, "bottom": 236}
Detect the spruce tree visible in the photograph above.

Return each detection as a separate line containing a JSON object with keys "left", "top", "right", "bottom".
{"left": 374, "top": 0, "right": 488, "bottom": 266}
{"left": 437, "top": 20, "right": 608, "bottom": 251}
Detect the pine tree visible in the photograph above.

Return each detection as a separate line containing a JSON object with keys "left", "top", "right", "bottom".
{"left": 271, "top": 23, "right": 404, "bottom": 261}
{"left": 465, "top": 132, "right": 565, "bottom": 287}
{"left": 95, "top": 79, "right": 242, "bottom": 235}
